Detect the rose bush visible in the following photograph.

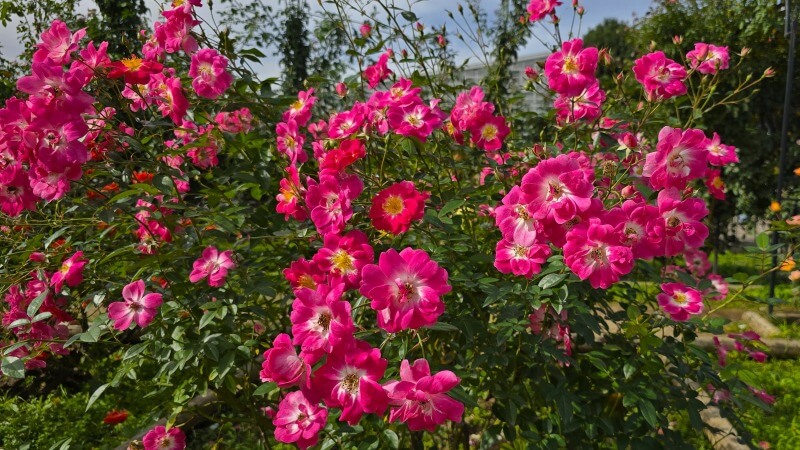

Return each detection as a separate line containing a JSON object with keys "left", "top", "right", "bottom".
{"left": 0, "top": 0, "right": 788, "bottom": 448}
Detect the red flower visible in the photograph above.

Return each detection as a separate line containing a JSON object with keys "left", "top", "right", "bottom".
{"left": 368, "top": 181, "right": 429, "bottom": 234}
{"left": 103, "top": 409, "right": 129, "bottom": 425}
{"left": 108, "top": 56, "right": 163, "bottom": 85}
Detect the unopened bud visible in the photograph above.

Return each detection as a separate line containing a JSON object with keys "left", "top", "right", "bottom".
{"left": 416, "top": 22, "right": 424, "bottom": 32}
{"left": 672, "top": 35, "right": 683, "bottom": 45}
{"left": 740, "top": 47, "right": 751, "bottom": 57}
{"left": 551, "top": 14, "right": 560, "bottom": 24}
{"left": 764, "top": 67, "right": 776, "bottom": 77}
{"left": 400, "top": 49, "right": 408, "bottom": 58}
{"left": 437, "top": 34, "right": 446, "bottom": 48}
{"left": 524, "top": 66, "right": 539, "bottom": 80}
{"left": 599, "top": 48, "right": 611, "bottom": 66}
{"left": 359, "top": 22, "right": 372, "bottom": 37}
{"left": 532, "top": 143, "right": 547, "bottom": 157}
{"left": 458, "top": 3, "right": 463, "bottom": 14}
{"left": 621, "top": 185, "right": 637, "bottom": 199}
{"left": 335, "top": 82, "right": 347, "bottom": 98}
{"left": 577, "top": 6, "right": 585, "bottom": 15}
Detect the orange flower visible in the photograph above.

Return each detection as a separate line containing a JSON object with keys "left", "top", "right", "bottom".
{"left": 794, "top": 167, "right": 800, "bottom": 176}
{"left": 769, "top": 201, "right": 781, "bottom": 212}
{"left": 780, "top": 257, "right": 796, "bottom": 272}
{"left": 789, "top": 270, "right": 800, "bottom": 282}
{"left": 132, "top": 171, "right": 154, "bottom": 184}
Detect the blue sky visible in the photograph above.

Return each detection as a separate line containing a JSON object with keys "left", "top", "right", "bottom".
{"left": 0, "top": 0, "right": 653, "bottom": 79}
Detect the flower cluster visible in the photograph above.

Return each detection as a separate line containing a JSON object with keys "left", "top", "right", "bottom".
{"left": 262, "top": 78, "right": 482, "bottom": 446}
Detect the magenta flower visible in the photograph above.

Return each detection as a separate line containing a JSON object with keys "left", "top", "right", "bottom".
{"left": 632, "top": 51, "right": 687, "bottom": 100}
{"left": 142, "top": 425, "right": 186, "bottom": 450}
{"left": 312, "top": 230, "right": 374, "bottom": 289}
{"left": 189, "top": 246, "right": 235, "bottom": 287}
{"left": 282, "top": 88, "right": 316, "bottom": 126}
{"left": 363, "top": 50, "right": 393, "bottom": 89}
{"left": 520, "top": 154, "right": 594, "bottom": 224}
{"left": 276, "top": 165, "right": 307, "bottom": 222}
{"left": 649, "top": 188, "right": 709, "bottom": 257}
{"left": 494, "top": 237, "right": 551, "bottom": 279}
{"left": 33, "top": 20, "right": 86, "bottom": 66}
{"left": 290, "top": 282, "right": 355, "bottom": 357}
{"left": 305, "top": 173, "right": 363, "bottom": 236}
{"left": 564, "top": 218, "right": 634, "bottom": 289}
{"left": 705, "top": 132, "right": 739, "bottom": 166}
{"left": 368, "top": 181, "right": 429, "bottom": 235}
{"left": 310, "top": 339, "right": 388, "bottom": 425}
{"left": 553, "top": 81, "right": 606, "bottom": 124}
{"left": 527, "top": 0, "right": 561, "bottom": 22}
{"left": 188, "top": 48, "right": 233, "bottom": 99}
{"left": 384, "top": 358, "right": 464, "bottom": 431}
{"left": 260, "top": 333, "right": 311, "bottom": 389}
{"left": 657, "top": 282, "right": 703, "bottom": 321}
{"left": 495, "top": 186, "right": 540, "bottom": 243}
{"left": 107, "top": 280, "right": 163, "bottom": 331}
{"left": 642, "top": 126, "right": 707, "bottom": 190}
{"left": 360, "top": 247, "right": 451, "bottom": 332}
{"left": 468, "top": 113, "right": 510, "bottom": 151}
{"left": 607, "top": 200, "right": 661, "bottom": 260}
{"left": 273, "top": 391, "right": 328, "bottom": 449}
{"left": 686, "top": 43, "right": 729, "bottom": 75}
{"left": 50, "top": 250, "right": 88, "bottom": 291}
{"left": 544, "top": 38, "right": 598, "bottom": 97}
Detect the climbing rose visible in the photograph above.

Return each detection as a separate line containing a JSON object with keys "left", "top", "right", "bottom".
{"left": 273, "top": 391, "right": 328, "bottom": 449}
{"left": 260, "top": 333, "right": 311, "bottom": 388}
{"left": 189, "top": 246, "right": 235, "bottom": 287}
{"left": 657, "top": 282, "right": 703, "bottom": 321}
{"left": 50, "top": 250, "right": 87, "bottom": 291}
{"left": 312, "top": 230, "right": 374, "bottom": 289}
{"left": 686, "top": 43, "right": 730, "bottom": 75}
{"left": 107, "top": 56, "right": 163, "bottom": 85}
{"left": 188, "top": 48, "right": 233, "bottom": 99}
{"left": 107, "top": 279, "right": 163, "bottom": 330}
{"left": 527, "top": 0, "right": 561, "bottom": 22}
{"left": 360, "top": 247, "right": 451, "bottom": 332}
{"left": 642, "top": 126, "right": 707, "bottom": 190}
{"left": 311, "top": 339, "right": 388, "bottom": 425}
{"left": 363, "top": 50, "right": 393, "bottom": 88}
{"left": 544, "top": 38, "right": 599, "bottom": 97}
{"left": 632, "top": 51, "right": 687, "bottom": 100}
{"left": 563, "top": 218, "right": 634, "bottom": 289}
{"left": 290, "top": 282, "right": 355, "bottom": 357}
{"left": 494, "top": 237, "right": 551, "bottom": 278}
{"left": 384, "top": 358, "right": 464, "bottom": 431}
{"left": 520, "top": 154, "right": 594, "bottom": 224}
{"left": 368, "top": 181, "right": 429, "bottom": 235}
{"left": 142, "top": 426, "right": 186, "bottom": 450}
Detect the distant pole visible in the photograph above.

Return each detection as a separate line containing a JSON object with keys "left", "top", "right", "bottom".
{"left": 768, "top": 0, "right": 796, "bottom": 315}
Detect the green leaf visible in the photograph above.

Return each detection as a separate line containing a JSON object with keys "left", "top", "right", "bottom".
{"left": 152, "top": 173, "right": 175, "bottom": 195}
{"left": 26, "top": 288, "right": 49, "bottom": 318}
{"left": 438, "top": 199, "right": 465, "bottom": 217}
{"left": 382, "top": 430, "right": 399, "bottom": 449}
{"left": 623, "top": 363, "right": 636, "bottom": 380}
{"left": 199, "top": 311, "right": 216, "bottom": 330}
{"left": 1, "top": 356, "right": 25, "bottom": 378}
{"left": 425, "top": 322, "right": 459, "bottom": 332}
{"left": 538, "top": 273, "right": 566, "bottom": 290}
{"left": 86, "top": 383, "right": 109, "bottom": 411}
{"left": 44, "top": 227, "right": 69, "bottom": 249}
{"left": 400, "top": 11, "right": 418, "bottom": 22}
{"left": 756, "top": 232, "right": 770, "bottom": 250}
{"left": 638, "top": 400, "right": 658, "bottom": 428}
{"left": 253, "top": 382, "right": 278, "bottom": 396}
